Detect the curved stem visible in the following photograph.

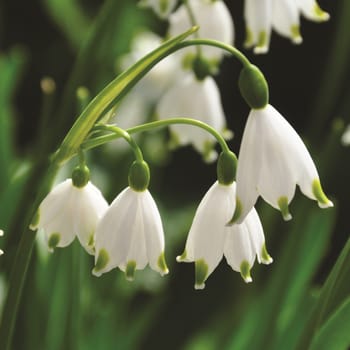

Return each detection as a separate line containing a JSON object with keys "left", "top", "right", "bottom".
{"left": 83, "top": 117, "right": 231, "bottom": 154}
{"left": 97, "top": 124, "right": 144, "bottom": 162}
{"left": 177, "top": 38, "right": 251, "bottom": 68}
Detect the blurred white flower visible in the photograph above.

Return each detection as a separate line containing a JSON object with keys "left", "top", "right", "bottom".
{"left": 177, "top": 181, "right": 272, "bottom": 289}
{"left": 0, "top": 229, "right": 4, "bottom": 256}
{"left": 156, "top": 73, "right": 232, "bottom": 162}
{"left": 233, "top": 104, "right": 333, "bottom": 224}
{"left": 139, "top": 0, "right": 178, "bottom": 19}
{"left": 244, "top": 0, "right": 329, "bottom": 54}
{"left": 31, "top": 179, "right": 108, "bottom": 254}
{"left": 341, "top": 124, "right": 350, "bottom": 146}
{"left": 93, "top": 187, "right": 168, "bottom": 280}
{"left": 168, "top": 0, "right": 234, "bottom": 63}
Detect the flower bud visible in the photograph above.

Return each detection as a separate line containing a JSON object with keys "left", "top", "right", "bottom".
{"left": 217, "top": 151, "right": 237, "bottom": 185}
{"left": 72, "top": 165, "right": 90, "bottom": 188}
{"left": 128, "top": 160, "right": 150, "bottom": 192}
{"left": 239, "top": 64, "right": 269, "bottom": 109}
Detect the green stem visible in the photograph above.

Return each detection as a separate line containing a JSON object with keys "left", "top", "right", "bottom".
{"left": 84, "top": 117, "right": 231, "bottom": 154}
{"left": 177, "top": 39, "right": 251, "bottom": 68}
{"left": 97, "top": 124, "right": 144, "bottom": 162}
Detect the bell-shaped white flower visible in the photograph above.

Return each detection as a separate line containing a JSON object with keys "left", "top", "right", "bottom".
{"left": 233, "top": 104, "right": 333, "bottom": 224}
{"left": 30, "top": 179, "right": 108, "bottom": 254}
{"left": 139, "top": 0, "right": 178, "bottom": 19}
{"left": 244, "top": 0, "right": 329, "bottom": 54}
{"left": 168, "top": 0, "right": 234, "bottom": 62}
{"left": 177, "top": 181, "right": 272, "bottom": 289}
{"left": 93, "top": 187, "right": 168, "bottom": 280}
{"left": 156, "top": 73, "right": 232, "bottom": 162}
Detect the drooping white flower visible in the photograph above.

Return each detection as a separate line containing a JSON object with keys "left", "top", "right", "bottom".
{"left": 233, "top": 104, "right": 333, "bottom": 224}
{"left": 177, "top": 181, "right": 272, "bottom": 289}
{"left": 30, "top": 179, "right": 108, "bottom": 254}
{"left": 139, "top": 0, "right": 178, "bottom": 19}
{"left": 93, "top": 187, "right": 168, "bottom": 279}
{"left": 244, "top": 0, "right": 329, "bottom": 54}
{"left": 168, "top": 0, "right": 234, "bottom": 63}
{"left": 156, "top": 73, "right": 232, "bottom": 162}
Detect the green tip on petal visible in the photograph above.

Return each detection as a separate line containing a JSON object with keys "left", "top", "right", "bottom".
{"left": 29, "top": 210, "right": 40, "bottom": 230}
{"left": 261, "top": 243, "right": 273, "bottom": 265}
{"left": 159, "top": 0, "right": 168, "bottom": 13}
{"left": 314, "top": 3, "right": 330, "bottom": 21}
{"left": 290, "top": 25, "right": 303, "bottom": 44}
{"left": 244, "top": 27, "right": 253, "bottom": 48}
{"left": 254, "top": 31, "right": 269, "bottom": 54}
{"left": 278, "top": 196, "right": 292, "bottom": 221}
{"left": 48, "top": 233, "right": 60, "bottom": 252}
{"left": 227, "top": 198, "right": 242, "bottom": 225}
{"left": 157, "top": 252, "right": 169, "bottom": 276}
{"left": 240, "top": 260, "right": 252, "bottom": 283}
{"left": 312, "top": 179, "right": 334, "bottom": 208}
{"left": 176, "top": 250, "right": 187, "bottom": 262}
{"left": 92, "top": 249, "right": 109, "bottom": 277}
{"left": 125, "top": 260, "right": 137, "bottom": 281}
{"left": 195, "top": 259, "right": 208, "bottom": 290}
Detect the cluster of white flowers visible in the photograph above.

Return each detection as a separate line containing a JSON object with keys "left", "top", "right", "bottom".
{"left": 116, "top": 0, "right": 234, "bottom": 162}
{"left": 29, "top": 0, "right": 333, "bottom": 289}
{"left": 139, "top": 0, "right": 329, "bottom": 54}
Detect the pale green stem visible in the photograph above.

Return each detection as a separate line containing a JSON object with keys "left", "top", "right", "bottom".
{"left": 83, "top": 117, "right": 231, "bottom": 154}
{"left": 95, "top": 124, "right": 144, "bottom": 162}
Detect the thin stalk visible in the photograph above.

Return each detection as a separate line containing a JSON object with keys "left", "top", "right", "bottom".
{"left": 84, "top": 117, "right": 231, "bottom": 154}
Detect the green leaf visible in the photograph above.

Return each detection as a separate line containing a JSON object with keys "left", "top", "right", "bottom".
{"left": 225, "top": 204, "right": 336, "bottom": 350}
{"left": 56, "top": 25, "right": 198, "bottom": 164}
{"left": 0, "top": 48, "right": 26, "bottom": 188}
{"left": 297, "top": 236, "right": 350, "bottom": 349}
{"left": 309, "top": 297, "right": 350, "bottom": 350}
{"left": 42, "top": 0, "right": 90, "bottom": 50}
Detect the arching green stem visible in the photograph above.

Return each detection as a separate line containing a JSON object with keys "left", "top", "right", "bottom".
{"left": 177, "top": 39, "right": 251, "bottom": 68}
{"left": 96, "top": 124, "right": 144, "bottom": 162}
{"left": 83, "top": 117, "right": 231, "bottom": 154}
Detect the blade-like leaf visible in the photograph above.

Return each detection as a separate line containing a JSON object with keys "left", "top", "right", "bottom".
{"left": 309, "top": 296, "right": 350, "bottom": 350}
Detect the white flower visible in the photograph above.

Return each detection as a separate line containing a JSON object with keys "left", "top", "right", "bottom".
{"left": 156, "top": 73, "right": 232, "bottom": 162}
{"left": 177, "top": 181, "right": 272, "bottom": 289}
{"left": 31, "top": 179, "right": 108, "bottom": 254}
{"left": 244, "top": 0, "right": 329, "bottom": 54}
{"left": 93, "top": 187, "right": 168, "bottom": 279}
{"left": 0, "top": 229, "right": 3, "bottom": 256}
{"left": 168, "top": 0, "right": 234, "bottom": 62}
{"left": 139, "top": 0, "right": 178, "bottom": 19}
{"left": 233, "top": 104, "right": 333, "bottom": 224}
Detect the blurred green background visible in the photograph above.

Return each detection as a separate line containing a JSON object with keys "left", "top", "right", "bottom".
{"left": 1, "top": 0, "right": 350, "bottom": 349}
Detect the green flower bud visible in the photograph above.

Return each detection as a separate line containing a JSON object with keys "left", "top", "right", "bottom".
{"left": 217, "top": 151, "right": 237, "bottom": 185}
{"left": 128, "top": 160, "right": 150, "bottom": 192}
{"left": 239, "top": 64, "right": 269, "bottom": 109}
{"left": 192, "top": 55, "right": 217, "bottom": 81}
{"left": 72, "top": 165, "right": 90, "bottom": 188}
